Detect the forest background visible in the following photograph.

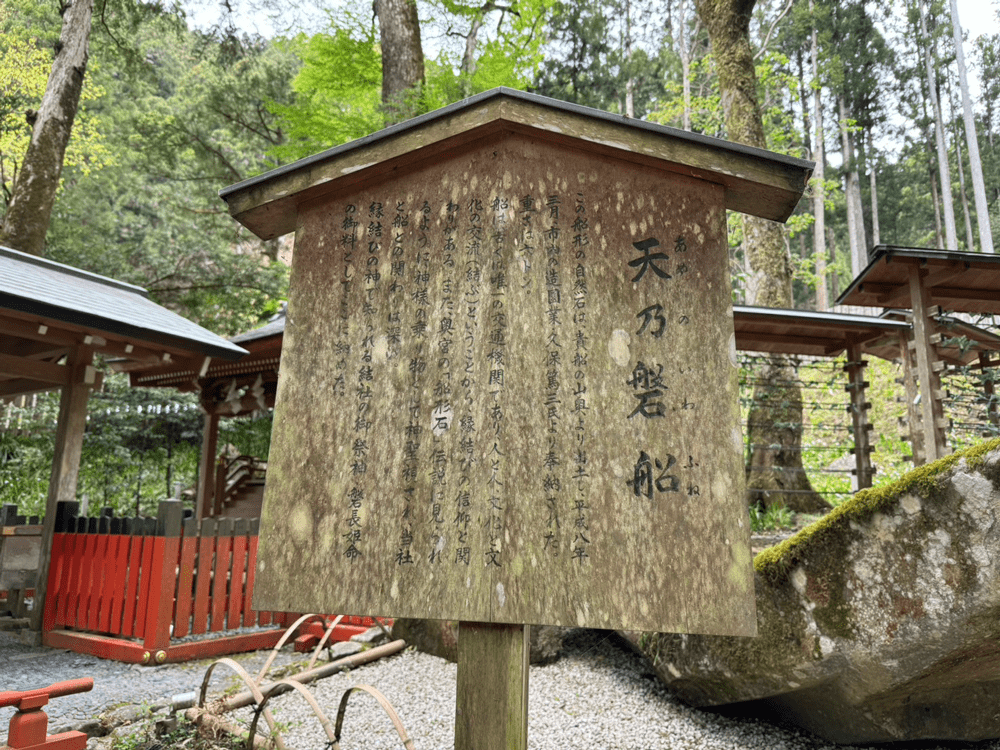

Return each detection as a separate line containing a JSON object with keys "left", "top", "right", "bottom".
{"left": 1, "top": 0, "right": 999, "bottom": 520}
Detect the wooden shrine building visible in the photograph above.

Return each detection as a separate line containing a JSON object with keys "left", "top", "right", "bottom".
{"left": 838, "top": 245, "right": 1000, "bottom": 464}
{"left": 0, "top": 245, "right": 247, "bottom": 627}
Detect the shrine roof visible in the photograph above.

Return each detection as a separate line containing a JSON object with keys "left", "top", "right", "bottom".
{"left": 836, "top": 246, "right": 1000, "bottom": 314}
{"left": 220, "top": 88, "right": 814, "bottom": 241}
{"left": 733, "top": 305, "right": 909, "bottom": 358}
{"left": 877, "top": 309, "right": 1000, "bottom": 367}
{"left": 0, "top": 245, "right": 246, "bottom": 398}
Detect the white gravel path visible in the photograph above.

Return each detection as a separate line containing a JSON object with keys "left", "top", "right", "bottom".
{"left": 230, "top": 630, "right": 1000, "bottom": 750}
{"left": 5, "top": 627, "right": 1000, "bottom": 749}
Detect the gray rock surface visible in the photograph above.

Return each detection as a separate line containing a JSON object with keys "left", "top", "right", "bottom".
{"left": 636, "top": 441, "right": 1000, "bottom": 744}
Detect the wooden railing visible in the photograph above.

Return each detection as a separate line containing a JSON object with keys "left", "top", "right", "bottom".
{"left": 212, "top": 454, "right": 266, "bottom": 516}
{"left": 40, "top": 500, "right": 373, "bottom": 663}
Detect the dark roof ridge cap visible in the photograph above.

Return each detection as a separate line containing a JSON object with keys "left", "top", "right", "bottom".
{"left": 1, "top": 245, "right": 150, "bottom": 298}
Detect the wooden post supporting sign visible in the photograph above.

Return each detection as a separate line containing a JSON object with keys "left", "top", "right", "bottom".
{"left": 455, "top": 622, "right": 529, "bottom": 750}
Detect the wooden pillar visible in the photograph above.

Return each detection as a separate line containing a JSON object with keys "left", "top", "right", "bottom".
{"left": 979, "top": 352, "right": 999, "bottom": 435}
{"left": 844, "top": 343, "right": 874, "bottom": 490}
{"left": 455, "top": 622, "right": 529, "bottom": 750}
{"left": 908, "top": 265, "right": 948, "bottom": 462}
{"left": 898, "top": 331, "right": 925, "bottom": 465}
{"left": 196, "top": 408, "right": 221, "bottom": 520}
{"left": 30, "top": 346, "right": 94, "bottom": 630}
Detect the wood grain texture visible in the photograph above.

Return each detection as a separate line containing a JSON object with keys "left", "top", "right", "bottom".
{"left": 254, "top": 134, "right": 755, "bottom": 635}
{"left": 455, "top": 622, "right": 528, "bottom": 750}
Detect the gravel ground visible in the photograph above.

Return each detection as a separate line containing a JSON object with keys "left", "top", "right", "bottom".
{"left": 4, "top": 628, "right": 1000, "bottom": 750}
{"left": 233, "top": 630, "right": 999, "bottom": 750}
{"left": 0, "top": 628, "right": 305, "bottom": 744}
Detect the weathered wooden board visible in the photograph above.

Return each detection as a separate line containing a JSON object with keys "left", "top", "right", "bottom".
{"left": 254, "top": 133, "right": 754, "bottom": 635}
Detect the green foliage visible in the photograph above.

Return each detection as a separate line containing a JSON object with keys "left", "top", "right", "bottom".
{"left": 1, "top": 373, "right": 275, "bottom": 518}
{"left": 270, "top": 0, "right": 553, "bottom": 162}
{"left": 532, "top": 0, "right": 668, "bottom": 118}
{"left": 42, "top": 18, "right": 293, "bottom": 334}
{"left": 749, "top": 502, "right": 793, "bottom": 532}
{"left": 268, "top": 19, "right": 383, "bottom": 162}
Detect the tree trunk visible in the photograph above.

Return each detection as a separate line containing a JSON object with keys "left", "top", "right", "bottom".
{"left": 624, "top": 0, "right": 635, "bottom": 117}
{"left": 677, "top": 0, "right": 697, "bottom": 130}
{"left": 949, "top": 0, "right": 994, "bottom": 252}
{"left": 919, "top": 0, "right": 958, "bottom": 250}
{"left": 811, "top": 6, "right": 827, "bottom": 310}
{"left": 461, "top": 13, "right": 485, "bottom": 91}
{"left": 0, "top": 0, "right": 94, "bottom": 256}
{"left": 868, "top": 129, "right": 881, "bottom": 247}
{"left": 695, "top": 0, "right": 825, "bottom": 513}
{"left": 838, "top": 94, "right": 867, "bottom": 276}
{"left": 928, "top": 152, "right": 944, "bottom": 248}
{"left": 953, "top": 113, "right": 975, "bottom": 251}
{"left": 375, "top": 0, "right": 425, "bottom": 124}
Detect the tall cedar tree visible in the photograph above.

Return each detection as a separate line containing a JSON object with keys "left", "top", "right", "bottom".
{"left": 696, "top": 0, "right": 826, "bottom": 513}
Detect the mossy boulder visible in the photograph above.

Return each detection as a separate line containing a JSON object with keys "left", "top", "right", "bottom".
{"left": 632, "top": 439, "right": 1000, "bottom": 744}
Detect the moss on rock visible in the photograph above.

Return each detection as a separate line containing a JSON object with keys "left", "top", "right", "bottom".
{"left": 754, "top": 438, "right": 1000, "bottom": 585}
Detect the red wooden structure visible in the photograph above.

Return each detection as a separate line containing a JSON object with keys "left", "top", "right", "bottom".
{"left": 40, "top": 500, "right": 376, "bottom": 664}
{"left": 0, "top": 678, "right": 93, "bottom": 750}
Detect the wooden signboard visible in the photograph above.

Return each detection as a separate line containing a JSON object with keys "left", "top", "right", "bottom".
{"left": 222, "top": 90, "right": 813, "bottom": 638}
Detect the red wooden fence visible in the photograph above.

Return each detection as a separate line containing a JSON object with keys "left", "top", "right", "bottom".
{"left": 41, "top": 500, "right": 377, "bottom": 663}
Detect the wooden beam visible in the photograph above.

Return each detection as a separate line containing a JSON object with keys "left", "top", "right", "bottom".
{"left": 0, "top": 317, "right": 84, "bottom": 348}
{"left": 898, "top": 331, "right": 925, "bottom": 465}
{"left": 908, "top": 267, "right": 948, "bottom": 463}
{"left": 930, "top": 286, "right": 1000, "bottom": 304}
{"left": 922, "top": 263, "right": 971, "bottom": 290}
{"left": 0, "top": 352, "right": 70, "bottom": 385}
{"left": 735, "top": 330, "right": 844, "bottom": 352}
{"left": 196, "top": 410, "right": 221, "bottom": 520}
{"left": 845, "top": 344, "right": 874, "bottom": 490}
{"left": 0, "top": 379, "right": 61, "bottom": 399}
{"left": 30, "top": 346, "right": 95, "bottom": 630}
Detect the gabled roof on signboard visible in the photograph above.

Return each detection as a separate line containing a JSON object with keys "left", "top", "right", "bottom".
{"left": 0, "top": 245, "right": 247, "bottom": 361}
{"left": 221, "top": 88, "right": 814, "bottom": 241}
{"left": 836, "top": 245, "right": 1000, "bottom": 314}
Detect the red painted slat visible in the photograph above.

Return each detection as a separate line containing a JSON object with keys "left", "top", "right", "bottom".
{"left": 242, "top": 536, "right": 258, "bottom": 627}
{"left": 65, "top": 529, "right": 89, "bottom": 629}
{"left": 78, "top": 530, "right": 100, "bottom": 630}
{"left": 107, "top": 532, "right": 131, "bottom": 635}
{"left": 121, "top": 535, "right": 144, "bottom": 638}
{"left": 59, "top": 530, "right": 77, "bottom": 628}
{"left": 227, "top": 533, "right": 248, "bottom": 629}
{"left": 144, "top": 536, "right": 179, "bottom": 652}
{"left": 210, "top": 532, "right": 232, "bottom": 632}
{"left": 98, "top": 533, "right": 120, "bottom": 633}
{"left": 88, "top": 531, "right": 109, "bottom": 631}
{"left": 133, "top": 533, "right": 156, "bottom": 639}
{"left": 192, "top": 523, "right": 215, "bottom": 635}
{"left": 44, "top": 532, "right": 68, "bottom": 632}
{"left": 173, "top": 537, "right": 197, "bottom": 638}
